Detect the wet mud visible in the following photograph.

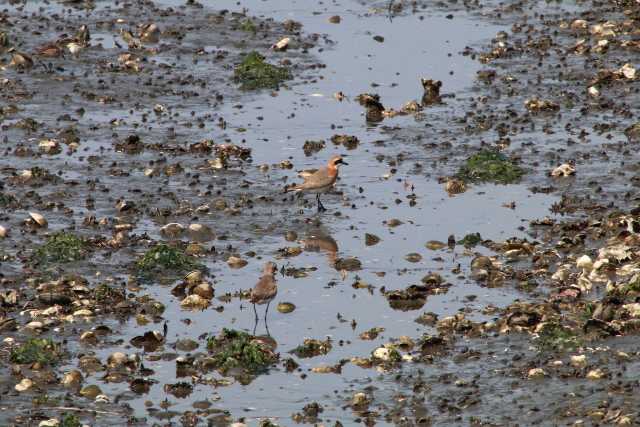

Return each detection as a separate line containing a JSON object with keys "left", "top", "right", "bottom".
{"left": 2, "top": 0, "right": 640, "bottom": 426}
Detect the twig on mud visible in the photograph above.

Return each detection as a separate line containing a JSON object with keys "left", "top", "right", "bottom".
{"left": 36, "top": 407, "right": 123, "bottom": 416}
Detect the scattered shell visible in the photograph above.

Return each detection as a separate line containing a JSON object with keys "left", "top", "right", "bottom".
{"left": 15, "top": 378, "right": 34, "bottom": 392}
{"left": 619, "top": 63, "right": 636, "bottom": 80}
{"left": 38, "top": 139, "right": 61, "bottom": 154}
{"left": 551, "top": 163, "right": 575, "bottom": 177}
{"left": 405, "top": 253, "right": 422, "bottom": 263}
{"left": 351, "top": 392, "right": 369, "bottom": 407}
{"left": 107, "top": 352, "right": 128, "bottom": 369}
{"left": 0, "top": 225, "right": 7, "bottom": 238}
{"left": 577, "top": 255, "right": 593, "bottom": 271}
{"left": 180, "top": 294, "right": 210, "bottom": 310}
{"left": 227, "top": 256, "right": 248, "bottom": 268}
{"left": 365, "top": 233, "right": 381, "bottom": 246}
{"left": 328, "top": 15, "right": 341, "bottom": 24}
{"left": 61, "top": 370, "right": 83, "bottom": 388}
{"left": 28, "top": 212, "right": 48, "bottom": 228}
{"left": 184, "top": 270, "right": 203, "bottom": 285}
{"left": 95, "top": 394, "right": 110, "bottom": 404}
{"left": 445, "top": 178, "right": 466, "bottom": 194}
{"left": 39, "top": 420, "right": 60, "bottom": 427}
{"left": 80, "top": 384, "right": 102, "bottom": 399}
{"left": 425, "top": 240, "right": 446, "bottom": 250}
{"left": 586, "top": 368, "right": 604, "bottom": 380}
{"left": 527, "top": 368, "right": 546, "bottom": 379}
{"left": 160, "top": 223, "right": 185, "bottom": 238}
{"left": 192, "top": 282, "right": 214, "bottom": 300}
{"left": 570, "top": 354, "right": 587, "bottom": 368}
{"left": 272, "top": 37, "right": 290, "bottom": 51}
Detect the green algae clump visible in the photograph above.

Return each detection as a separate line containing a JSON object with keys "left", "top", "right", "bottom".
{"left": 457, "top": 150, "right": 524, "bottom": 184}
{"left": 136, "top": 244, "right": 199, "bottom": 274}
{"left": 207, "top": 329, "right": 278, "bottom": 374}
{"left": 10, "top": 338, "right": 62, "bottom": 366}
{"left": 34, "top": 232, "right": 86, "bottom": 264}
{"left": 234, "top": 51, "right": 291, "bottom": 90}
{"left": 60, "top": 414, "right": 81, "bottom": 427}
{"left": 533, "top": 321, "right": 582, "bottom": 353}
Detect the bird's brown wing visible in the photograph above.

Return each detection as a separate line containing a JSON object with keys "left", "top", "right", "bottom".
{"left": 250, "top": 275, "right": 277, "bottom": 303}
{"left": 301, "top": 167, "right": 331, "bottom": 190}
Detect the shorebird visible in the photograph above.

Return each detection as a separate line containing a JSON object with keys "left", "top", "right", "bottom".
{"left": 250, "top": 262, "right": 278, "bottom": 323}
{"left": 285, "top": 155, "right": 348, "bottom": 212}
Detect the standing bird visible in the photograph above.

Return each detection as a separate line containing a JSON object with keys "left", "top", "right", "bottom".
{"left": 250, "top": 262, "right": 278, "bottom": 325}
{"left": 285, "top": 155, "right": 348, "bottom": 212}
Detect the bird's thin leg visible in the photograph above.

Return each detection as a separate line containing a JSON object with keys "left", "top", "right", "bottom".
{"left": 317, "top": 194, "right": 326, "bottom": 212}
{"left": 253, "top": 303, "right": 258, "bottom": 322}
{"left": 253, "top": 317, "right": 258, "bottom": 336}
{"left": 264, "top": 300, "right": 271, "bottom": 321}
{"left": 265, "top": 318, "right": 271, "bottom": 337}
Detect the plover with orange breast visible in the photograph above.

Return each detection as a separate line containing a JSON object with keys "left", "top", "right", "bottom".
{"left": 285, "top": 155, "right": 348, "bottom": 212}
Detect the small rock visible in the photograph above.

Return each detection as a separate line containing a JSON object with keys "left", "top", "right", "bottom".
{"left": 328, "top": 15, "right": 341, "bottom": 24}
{"left": 61, "top": 370, "right": 83, "bottom": 388}
{"left": 277, "top": 302, "right": 296, "bottom": 313}
{"left": 351, "top": 392, "right": 369, "bottom": 407}
{"left": 527, "top": 368, "right": 546, "bottom": 379}
{"left": 106, "top": 352, "right": 127, "bottom": 368}
{"left": 570, "top": 354, "right": 587, "bottom": 368}
{"left": 15, "top": 378, "right": 33, "bottom": 392}
{"left": 586, "top": 368, "right": 604, "bottom": 380}
{"left": 80, "top": 384, "right": 102, "bottom": 399}
{"left": 551, "top": 163, "right": 575, "bottom": 177}
{"left": 365, "top": 233, "right": 381, "bottom": 246}
{"left": 227, "top": 256, "right": 248, "bottom": 268}
{"left": 180, "top": 294, "right": 210, "bottom": 310}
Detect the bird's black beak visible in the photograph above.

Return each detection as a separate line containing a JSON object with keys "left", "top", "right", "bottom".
{"left": 338, "top": 159, "right": 349, "bottom": 165}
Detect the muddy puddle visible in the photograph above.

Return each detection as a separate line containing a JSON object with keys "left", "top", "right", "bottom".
{"left": 3, "top": 0, "right": 640, "bottom": 425}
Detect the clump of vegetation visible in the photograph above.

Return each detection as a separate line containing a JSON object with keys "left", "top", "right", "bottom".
{"left": 533, "top": 321, "right": 582, "bottom": 353}
{"left": 458, "top": 232, "right": 482, "bottom": 247}
{"left": 239, "top": 18, "right": 257, "bottom": 33}
{"left": 234, "top": 51, "right": 291, "bottom": 90}
{"left": 10, "top": 338, "right": 62, "bottom": 366}
{"left": 206, "top": 329, "right": 278, "bottom": 373}
{"left": 290, "top": 338, "right": 332, "bottom": 358}
{"left": 136, "top": 244, "right": 200, "bottom": 274}
{"left": 0, "top": 192, "right": 17, "bottom": 207}
{"left": 94, "top": 283, "right": 126, "bottom": 305}
{"left": 34, "top": 232, "right": 86, "bottom": 264}
{"left": 457, "top": 150, "right": 524, "bottom": 184}
{"left": 60, "top": 413, "right": 81, "bottom": 427}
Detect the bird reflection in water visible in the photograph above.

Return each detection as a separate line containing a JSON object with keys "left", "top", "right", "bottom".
{"left": 300, "top": 228, "right": 339, "bottom": 268}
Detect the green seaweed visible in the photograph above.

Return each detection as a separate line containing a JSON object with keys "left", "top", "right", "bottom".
{"left": 457, "top": 149, "right": 524, "bottom": 184}
{"left": 10, "top": 338, "right": 62, "bottom": 366}
{"left": 239, "top": 18, "right": 257, "bottom": 33}
{"left": 34, "top": 232, "right": 86, "bottom": 264}
{"left": 234, "top": 51, "right": 291, "bottom": 90}
{"left": 136, "top": 244, "right": 199, "bottom": 274}
{"left": 458, "top": 232, "right": 482, "bottom": 247}
{"left": 206, "top": 328, "right": 278, "bottom": 373}
{"left": 0, "top": 192, "right": 16, "bottom": 207}
{"left": 533, "top": 321, "right": 582, "bottom": 353}
{"left": 60, "top": 414, "right": 81, "bottom": 427}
